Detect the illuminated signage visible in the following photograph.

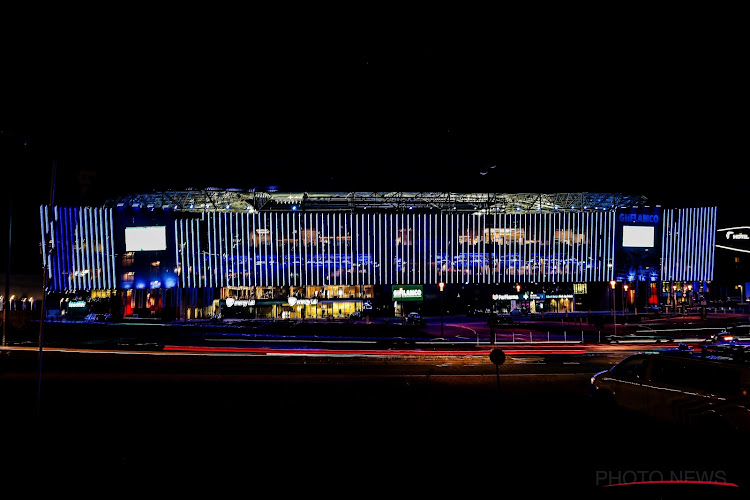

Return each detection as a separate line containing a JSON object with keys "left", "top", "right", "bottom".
{"left": 125, "top": 226, "right": 167, "bottom": 252}
{"left": 622, "top": 225, "right": 655, "bottom": 248}
{"left": 492, "top": 293, "right": 572, "bottom": 301}
{"left": 618, "top": 213, "right": 660, "bottom": 224}
{"left": 68, "top": 300, "right": 87, "bottom": 308}
{"left": 725, "top": 230, "right": 749, "bottom": 240}
{"left": 392, "top": 285, "right": 423, "bottom": 301}
{"left": 287, "top": 297, "right": 319, "bottom": 306}
{"left": 716, "top": 227, "right": 750, "bottom": 254}
{"left": 225, "top": 297, "right": 256, "bottom": 307}
{"left": 492, "top": 294, "right": 519, "bottom": 301}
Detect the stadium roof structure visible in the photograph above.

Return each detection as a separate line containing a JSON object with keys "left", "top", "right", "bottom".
{"left": 104, "top": 189, "right": 650, "bottom": 214}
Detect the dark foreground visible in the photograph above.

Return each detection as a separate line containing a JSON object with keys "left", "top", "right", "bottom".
{"left": 0, "top": 348, "right": 747, "bottom": 498}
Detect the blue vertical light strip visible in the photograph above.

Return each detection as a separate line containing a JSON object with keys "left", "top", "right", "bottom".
{"left": 424, "top": 213, "right": 429, "bottom": 284}
{"left": 225, "top": 211, "right": 232, "bottom": 287}
{"left": 54, "top": 207, "right": 63, "bottom": 290}
{"left": 69, "top": 207, "right": 76, "bottom": 290}
{"left": 608, "top": 210, "right": 616, "bottom": 282}
{"left": 80, "top": 208, "right": 87, "bottom": 290}
{"left": 83, "top": 208, "right": 90, "bottom": 290}
{"left": 216, "top": 211, "right": 222, "bottom": 287}
{"left": 259, "top": 212, "right": 266, "bottom": 287}
{"left": 469, "top": 212, "right": 474, "bottom": 284}
{"left": 367, "top": 212, "right": 372, "bottom": 285}
{"left": 53, "top": 206, "right": 63, "bottom": 291}
{"left": 91, "top": 208, "right": 98, "bottom": 289}
{"left": 226, "top": 212, "right": 232, "bottom": 287}
{"left": 385, "top": 213, "right": 389, "bottom": 284}
{"left": 65, "top": 207, "right": 74, "bottom": 290}
{"left": 195, "top": 217, "right": 200, "bottom": 287}
{"left": 175, "top": 220, "right": 182, "bottom": 288}
{"left": 204, "top": 214, "right": 210, "bottom": 288}
{"left": 215, "top": 212, "right": 221, "bottom": 287}
{"left": 228, "top": 212, "right": 234, "bottom": 287}
{"left": 354, "top": 212, "right": 359, "bottom": 287}
{"left": 697, "top": 208, "right": 706, "bottom": 281}
{"left": 102, "top": 209, "right": 110, "bottom": 289}
{"left": 75, "top": 208, "right": 83, "bottom": 290}
{"left": 580, "top": 212, "right": 587, "bottom": 283}
{"left": 376, "top": 212, "right": 381, "bottom": 285}
{"left": 182, "top": 219, "right": 189, "bottom": 289}
{"left": 98, "top": 208, "right": 106, "bottom": 289}
{"left": 65, "top": 207, "right": 78, "bottom": 290}
{"left": 275, "top": 211, "right": 281, "bottom": 288}
{"left": 394, "top": 214, "right": 398, "bottom": 284}
{"left": 250, "top": 212, "right": 256, "bottom": 287}
{"left": 662, "top": 210, "right": 670, "bottom": 281}
{"left": 709, "top": 207, "right": 717, "bottom": 280}
{"left": 39, "top": 206, "right": 48, "bottom": 282}
{"left": 185, "top": 219, "right": 191, "bottom": 288}
{"left": 335, "top": 212, "right": 340, "bottom": 286}
{"left": 264, "top": 211, "right": 269, "bottom": 287}
{"left": 96, "top": 207, "right": 104, "bottom": 289}
{"left": 287, "top": 211, "right": 293, "bottom": 287}
{"left": 186, "top": 218, "right": 192, "bottom": 289}
{"left": 197, "top": 217, "right": 203, "bottom": 288}
{"left": 208, "top": 213, "right": 215, "bottom": 288}
{"left": 301, "top": 212, "right": 307, "bottom": 288}
{"left": 91, "top": 209, "right": 99, "bottom": 289}
{"left": 689, "top": 208, "right": 697, "bottom": 280}
{"left": 287, "top": 212, "right": 293, "bottom": 287}
{"left": 210, "top": 212, "right": 217, "bottom": 287}
{"left": 324, "top": 212, "right": 329, "bottom": 286}
{"left": 277, "top": 212, "right": 283, "bottom": 287}
{"left": 596, "top": 211, "right": 602, "bottom": 282}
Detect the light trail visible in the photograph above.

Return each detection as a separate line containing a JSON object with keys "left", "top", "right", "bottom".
{"left": 161, "top": 345, "right": 588, "bottom": 356}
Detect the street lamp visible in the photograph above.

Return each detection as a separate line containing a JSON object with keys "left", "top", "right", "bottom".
{"left": 609, "top": 280, "right": 617, "bottom": 336}
{"left": 622, "top": 284, "right": 628, "bottom": 325}
{"left": 438, "top": 281, "right": 445, "bottom": 338}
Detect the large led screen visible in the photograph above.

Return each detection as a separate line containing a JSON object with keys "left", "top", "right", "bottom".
{"left": 125, "top": 226, "right": 167, "bottom": 252}
{"left": 622, "top": 225, "right": 655, "bottom": 248}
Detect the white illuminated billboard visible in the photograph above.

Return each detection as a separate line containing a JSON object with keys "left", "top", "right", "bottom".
{"left": 125, "top": 226, "right": 167, "bottom": 251}
{"left": 622, "top": 225, "right": 654, "bottom": 248}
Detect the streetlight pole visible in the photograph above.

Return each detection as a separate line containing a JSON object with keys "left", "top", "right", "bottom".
{"left": 610, "top": 280, "right": 617, "bottom": 337}
{"left": 438, "top": 281, "right": 445, "bottom": 338}
{"left": 2, "top": 195, "right": 11, "bottom": 347}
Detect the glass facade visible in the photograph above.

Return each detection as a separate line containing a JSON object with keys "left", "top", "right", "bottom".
{"left": 38, "top": 193, "right": 718, "bottom": 319}
{"left": 175, "top": 210, "right": 620, "bottom": 288}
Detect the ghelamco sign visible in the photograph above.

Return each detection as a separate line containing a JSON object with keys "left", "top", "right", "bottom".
{"left": 717, "top": 227, "right": 750, "bottom": 254}
{"left": 392, "top": 285, "right": 424, "bottom": 302}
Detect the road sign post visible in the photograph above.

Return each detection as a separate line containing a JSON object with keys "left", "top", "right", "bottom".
{"left": 489, "top": 348, "right": 505, "bottom": 392}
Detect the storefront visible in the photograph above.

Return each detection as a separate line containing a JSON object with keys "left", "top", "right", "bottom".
{"left": 491, "top": 292, "right": 575, "bottom": 314}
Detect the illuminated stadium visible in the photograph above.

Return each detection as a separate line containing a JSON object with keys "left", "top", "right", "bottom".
{"left": 39, "top": 189, "right": 717, "bottom": 320}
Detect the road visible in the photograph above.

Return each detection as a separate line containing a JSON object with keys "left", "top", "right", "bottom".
{"left": 1, "top": 344, "right": 746, "bottom": 497}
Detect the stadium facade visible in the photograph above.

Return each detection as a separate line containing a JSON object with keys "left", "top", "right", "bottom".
{"left": 39, "top": 190, "right": 717, "bottom": 321}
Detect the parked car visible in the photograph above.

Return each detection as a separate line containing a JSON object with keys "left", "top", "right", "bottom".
{"left": 591, "top": 345, "right": 750, "bottom": 432}
{"left": 405, "top": 312, "right": 424, "bottom": 326}
{"left": 84, "top": 313, "right": 111, "bottom": 322}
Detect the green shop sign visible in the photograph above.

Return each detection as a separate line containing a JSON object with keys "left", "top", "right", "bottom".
{"left": 392, "top": 285, "right": 423, "bottom": 302}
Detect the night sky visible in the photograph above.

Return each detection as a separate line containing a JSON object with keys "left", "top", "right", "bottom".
{"left": 2, "top": 19, "right": 745, "bottom": 274}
